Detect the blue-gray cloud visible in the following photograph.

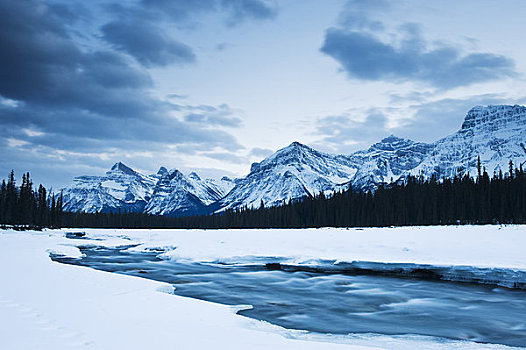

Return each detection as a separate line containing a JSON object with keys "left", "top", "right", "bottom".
{"left": 321, "top": 28, "right": 515, "bottom": 89}
{"left": 102, "top": 20, "right": 195, "bottom": 67}
{"left": 322, "top": 1, "right": 515, "bottom": 89}
{"left": 182, "top": 104, "right": 243, "bottom": 127}
{"left": 0, "top": 0, "right": 245, "bottom": 188}
{"left": 100, "top": 0, "right": 276, "bottom": 67}
{"left": 142, "top": 0, "right": 277, "bottom": 25}
{"left": 220, "top": 0, "right": 277, "bottom": 26}
{"left": 0, "top": 0, "right": 153, "bottom": 116}
{"left": 47, "top": 2, "right": 91, "bottom": 24}
{"left": 140, "top": 0, "right": 216, "bottom": 21}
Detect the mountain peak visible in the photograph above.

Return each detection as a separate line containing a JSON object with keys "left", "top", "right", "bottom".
{"left": 461, "top": 104, "right": 526, "bottom": 130}
{"left": 290, "top": 141, "right": 303, "bottom": 147}
{"left": 157, "top": 166, "right": 168, "bottom": 175}
{"left": 274, "top": 141, "right": 316, "bottom": 156}
{"left": 109, "top": 162, "right": 136, "bottom": 176}
{"left": 188, "top": 172, "right": 201, "bottom": 180}
{"left": 286, "top": 141, "right": 310, "bottom": 150}
{"left": 380, "top": 134, "right": 404, "bottom": 143}
{"left": 166, "top": 168, "right": 184, "bottom": 178}
{"left": 368, "top": 135, "right": 415, "bottom": 152}
{"left": 255, "top": 141, "right": 318, "bottom": 168}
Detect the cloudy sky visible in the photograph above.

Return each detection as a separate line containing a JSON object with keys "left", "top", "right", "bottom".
{"left": 2, "top": 0, "right": 526, "bottom": 188}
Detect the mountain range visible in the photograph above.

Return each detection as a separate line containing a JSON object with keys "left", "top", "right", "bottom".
{"left": 62, "top": 105, "right": 526, "bottom": 216}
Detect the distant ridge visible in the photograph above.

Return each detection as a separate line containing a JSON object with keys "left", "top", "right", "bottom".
{"left": 62, "top": 105, "right": 526, "bottom": 216}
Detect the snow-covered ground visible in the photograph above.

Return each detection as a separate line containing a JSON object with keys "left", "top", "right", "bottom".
{"left": 57, "top": 225, "right": 526, "bottom": 269}
{"left": 1, "top": 226, "right": 524, "bottom": 350}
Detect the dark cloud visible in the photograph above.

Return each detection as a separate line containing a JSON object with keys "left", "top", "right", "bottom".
{"left": 140, "top": 0, "right": 216, "bottom": 21}
{"left": 321, "top": 29, "right": 515, "bottom": 89}
{"left": 322, "top": 2, "right": 515, "bottom": 89}
{"left": 0, "top": 0, "right": 245, "bottom": 188}
{"left": 99, "top": 0, "right": 276, "bottom": 67}
{"left": 101, "top": 20, "right": 195, "bottom": 67}
{"left": 0, "top": 1, "right": 153, "bottom": 117}
{"left": 47, "top": 2, "right": 90, "bottom": 24}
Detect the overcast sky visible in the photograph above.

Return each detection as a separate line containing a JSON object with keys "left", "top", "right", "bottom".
{"left": 2, "top": 0, "right": 526, "bottom": 188}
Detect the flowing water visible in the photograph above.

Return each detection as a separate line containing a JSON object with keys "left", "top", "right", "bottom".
{"left": 52, "top": 245, "right": 526, "bottom": 347}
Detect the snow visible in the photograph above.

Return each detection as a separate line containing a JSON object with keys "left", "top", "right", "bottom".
{"left": 1, "top": 226, "right": 524, "bottom": 349}
{"left": 62, "top": 105, "right": 526, "bottom": 215}
{"left": 70, "top": 225, "right": 526, "bottom": 270}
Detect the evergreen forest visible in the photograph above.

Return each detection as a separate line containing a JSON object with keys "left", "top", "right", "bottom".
{"left": 1, "top": 160, "right": 525, "bottom": 230}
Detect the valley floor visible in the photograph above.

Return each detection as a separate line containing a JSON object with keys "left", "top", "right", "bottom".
{"left": 1, "top": 226, "right": 525, "bottom": 349}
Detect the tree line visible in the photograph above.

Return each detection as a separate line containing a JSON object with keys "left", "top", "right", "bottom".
{"left": 0, "top": 171, "right": 63, "bottom": 229}
{"left": 162, "top": 160, "right": 526, "bottom": 229}
{"left": 1, "top": 160, "right": 525, "bottom": 229}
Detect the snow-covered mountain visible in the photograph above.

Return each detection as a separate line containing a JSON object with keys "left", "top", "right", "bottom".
{"left": 62, "top": 105, "right": 526, "bottom": 216}
{"left": 215, "top": 141, "right": 360, "bottom": 211}
{"left": 62, "top": 162, "right": 157, "bottom": 213}
{"left": 62, "top": 163, "right": 233, "bottom": 216}
{"left": 409, "top": 105, "right": 526, "bottom": 179}
{"left": 345, "top": 105, "right": 526, "bottom": 188}
{"left": 348, "top": 135, "right": 433, "bottom": 189}
{"left": 144, "top": 168, "right": 233, "bottom": 216}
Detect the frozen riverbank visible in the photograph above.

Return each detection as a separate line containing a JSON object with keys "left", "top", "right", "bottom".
{"left": 60, "top": 225, "right": 526, "bottom": 270}
{"left": 1, "top": 226, "right": 525, "bottom": 349}
{"left": 52, "top": 245, "right": 526, "bottom": 347}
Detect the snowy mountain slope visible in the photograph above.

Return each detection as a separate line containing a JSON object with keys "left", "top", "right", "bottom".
{"left": 62, "top": 162, "right": 157, "bottom": 213}
{"left": 187, "top": 172, "right": 234, "bottom": 205}
{"left": 409, "top": 105, "right": 526, "bottom": 179}
{"left": 144, "top": 169, "right": 234, "bottom": 216}
{"left": 144, "top": 169, "right": 207, "bottom": 216}
{"left": 348, "top": 135, "right": 433, "bottom": 190}
{"left": 62, "top": 105, "right": 526, "bottom": 216}
{"left": 216, "top": 105, "right": 526, "bottom": 211}
{"left": 215, "top": 142, "right": 360, "bottom": 211}
{"left": 62, "top": 163, "right": 233, "bottom": 216}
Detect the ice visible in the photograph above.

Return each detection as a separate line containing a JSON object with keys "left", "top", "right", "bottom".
{"left": 1, "top": 225, "right": 525, "bottom": 349}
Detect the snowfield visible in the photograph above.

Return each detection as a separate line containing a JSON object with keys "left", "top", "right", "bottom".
{"left": 1, "top": 226, "right": 525, "bottom": 350}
